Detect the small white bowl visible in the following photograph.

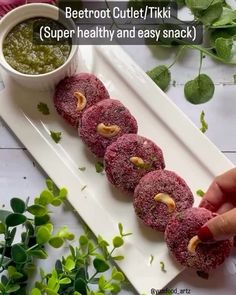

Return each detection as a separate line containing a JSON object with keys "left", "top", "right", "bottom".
{"left": 0, "top": 3, "right": 78, "bottom": 90}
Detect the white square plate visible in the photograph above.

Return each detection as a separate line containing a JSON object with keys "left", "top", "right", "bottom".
{"left": 0, "top": 45, "right": 234, "bottom": 294}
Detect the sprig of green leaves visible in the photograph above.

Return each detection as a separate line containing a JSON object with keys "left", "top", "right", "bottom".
{"left": 0, "top": 180, "right": 68, "bottom": 295}
{"left": 31, "top": 223, "right": 131, "bottom": 295}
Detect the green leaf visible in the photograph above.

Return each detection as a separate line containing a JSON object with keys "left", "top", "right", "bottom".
{"left": 64, "top": 258, "right": 75, "bottom": 271}
{"left": 200, "top": 110, "right": 208, "bottom": 133}
{"left": 233, "top": 74, "right": 236, "bottom": 84}
{"left": 51, "top": 198, "right": 62, "bottom": 207}
{"left": 79, "top": 235, "right": 88, "bottom": 246}
{"left": 112, "top": 236, "right": 124, "bottom": 248}
{"left": 31, "top": 288, "right": 42, "bottom": 295}
{"left": 49, "top": 237, "right": 64, "bottom": 248}
{"left": 28, "top": 249, "right": 48, "bottom": 259}
{"left": 184, "top": 74, "right": 215, "bottom": 104}
{"left": 147, "top": 65, "right": 171, "bottom": 91}
{"left": 50, "top": 131, "right": 62, "bottom": 144}
{"left": 57, "top": 226, "right": 74, "bottom": 240}
{"left": 36, "top": 226, "right": 51, "bottom": 244}
{"left": 59, "top": 188, "right": 68, "bottom": 199}
{"left": 11, "top": 244, "right": 28, "bottom": 264}
{"left": 39, "top": 190, "right": 54, "bottom": 205}
{"left": 111, "top": 282, "right": 121, "bottom": 293}
{"left": 198, "top": 3, "right": 223, "bottom": 25}
{"left": 35, "top": 214, "right": 50, "bottom": 226}
{"left": 46, "top": 179, "right": 60, "bottom": 196}
{"left": 196, "top": 189, "right": 205, "bottom": 197}
{"left": 0, "top": 210, "right": 12, "bottom": 224}
{"left": 27, "top": 205, "right": 47, "bottom": 216}
{"left": 112, "top": 255, "right": 124, "bottom": 261}
{"left": 0, "top": 222, "right": 5, "bottom": 234}
{"left": 112, "top": 271, "right": 125, "bottom": 281}
{"left": 118, "top": 223, "right": 123, "bottom": 236}
{"left": 212, "top": 8, "right": 236, "bottom": 27}
{"left": 45, "top": 288, "right": 58, "bottom": 295}
{"left": 6, "top": 213, "right": 26, "bottom": 227}
{"left": 93, "top": 258, "right": 110, "bottom": 273}
{"left": 59, "top": 277, "right": 71, "bottom": 284}
{"left": 98, "top": 275, "right": 106, "bottom": 290}
{"left": 37, "top": 102, "right": 50, "bottom": 115}
{"left": 6, "top": 284, "right": 20, "bottom": 293}
{"left": 186, "top": 0, "right": 221, "bottom": 11}
{"left": 95, "top": 161, "right": 104, "bottom": 173}
{"left": 74, "top": 278, "right": 87, "bottom": 295}
{"left": 10, "top": 198, "right": 26, "bottom": 213}
{"left": 215, "top": 37, "right": 233, "bottom": 60}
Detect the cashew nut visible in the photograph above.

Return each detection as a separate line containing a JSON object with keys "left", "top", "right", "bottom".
{"left": 130, "top": 156, "right": 145, "bottom": 168}
{"left": 154, "top": 193, "right": 176, "bottom": 213}
{"left": 97, "top": 123, "right": 120, "bottom": 138}
{"left": 187, "top": 235, "right": 201, "bottom": 254}
{"left": 74, "top": 91, "right": 87, "bottom": 111}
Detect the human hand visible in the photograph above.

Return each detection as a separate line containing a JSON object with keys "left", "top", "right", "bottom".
{"left": 198, "top": 168, "right": 236, "bottom": 242}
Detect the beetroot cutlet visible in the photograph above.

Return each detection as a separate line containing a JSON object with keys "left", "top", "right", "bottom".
{"left": 79, "top": 99, "right": 138, "bottom": 158}
{"left": 54, "top": 73, "right": 110, "bottom": 128}
{"left": 165, "top": 207, "right": 233, "bottom": 272}
{"left": 133, "top": 170, "right": 194, "bottom": 232}
{"left": 104, "top": 134, "right": 165, "bottom": 193}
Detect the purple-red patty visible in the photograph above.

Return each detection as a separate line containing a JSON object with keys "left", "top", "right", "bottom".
{"left": 104, "top": 134, "right": 165, "bottom": 193}
{"left": 54, "top": 73, "right": 110, "bottom": 128}
{"left": 133, "top": 170, "right": 194, "bottom": 232}
{"left": 165, "top": 207, "right": 233, "bottom": 272}
{"left": 79, "top": 99, "right": 138, "bottom": 158}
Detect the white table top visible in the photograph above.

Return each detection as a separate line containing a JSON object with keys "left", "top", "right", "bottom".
{"left": 0, "top": 45, "right": 236, "bottom": 295}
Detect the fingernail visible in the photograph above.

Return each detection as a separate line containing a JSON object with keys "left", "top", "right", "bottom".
{"left": 197, "top": 226, "right": 215, "bottom": 243}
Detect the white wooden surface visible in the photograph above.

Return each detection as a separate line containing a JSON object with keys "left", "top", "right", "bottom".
{"left": 0, "top": 45, "right": 236, "bottom": 295}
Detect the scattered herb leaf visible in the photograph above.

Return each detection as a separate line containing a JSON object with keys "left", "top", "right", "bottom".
{"left": 150, "top": 255, "right": 154, "bottom": 265}
{"left": 215, "top": 37, "right": 233, "bottom": 61}
{"left": 50, "top": 131, "right": 62, "bottom": 144}
{"left": 79, "top": 167, "right": 86, "bottom": 171}
{"left": 95, "top": 161, "right": 104, "bottom": 173}
{"left": 200, "top": 110, "right": 208, "bottom": 133}
{"left": 37, "top": 102, "right": 50, "bottom": 115}
{"left": 196, "top": 189, "right": 205, "bottom": 197}
{"left": 233, "top": 74, "right": 236, "bottom": 84}
{"left": 81, "top": 185, "right": 87, "bottom": 191}
{"left": 160, "top": 261, "right": 166, "bottom": 272}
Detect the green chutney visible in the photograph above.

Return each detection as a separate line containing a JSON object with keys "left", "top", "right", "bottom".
{"left": 3, "top": 18, "right": 71, "bottom": 75}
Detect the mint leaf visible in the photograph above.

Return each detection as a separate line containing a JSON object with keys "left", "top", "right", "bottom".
{"left": 184, "top": 74, "right": 215, "bottom": 104}
{"left": 50, "top": 131, "right": 62, "bottom": 144}
{"left": 147, "top": 65, "right": 171, "bottom": 91}
{"left": 215, "top": 37, "right": 233, "bottom": 60}
{"left": 37, "top": 102, "right": 50, "bottom": 115}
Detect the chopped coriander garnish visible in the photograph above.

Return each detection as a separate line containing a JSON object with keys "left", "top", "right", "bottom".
{"left": 50, "top": 131, "right": 62, "bottom": 144}
{"left": 79, "top": 167, "right": 86, "bottom": 171}
{"left": 95, "top": 161, "right": 104, "bottom": 173}
{"left": 81, "top": 185, "right": 87, "bottom": 191}
{"left": 150, "top": 255, "right": 154, "bottom": 265}
{"left": 200, "top": 111, "right": 208, "bottom": 133}
{"left": 37, "top": 102, "right": 50, "bottom": 115}
{"left": 160, "top": 261, "right": 166, "bottom": 272}
{"left": 196, "top": 189, "right": 205, "bottom": 197}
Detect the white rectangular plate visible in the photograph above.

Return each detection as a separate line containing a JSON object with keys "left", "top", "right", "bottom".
{"left": 0, "top": 45, "right": 234, "bottom": 294}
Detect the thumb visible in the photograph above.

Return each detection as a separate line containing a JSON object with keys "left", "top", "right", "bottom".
{"left": 198, "top": 208, "right": 236, "bottom": 242}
